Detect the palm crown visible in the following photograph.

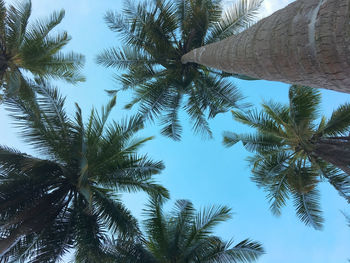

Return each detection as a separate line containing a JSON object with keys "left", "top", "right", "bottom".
{"left": 0, "top": 80, "right": 168, "bottom": 262}
{"left": 109, "top": 197, "right": 264, "bottom": 263}
{"left": 0, "top": 0, "right": 84, "bottom": 98}
{"left": 223, "top": 85, "right": 350, "bottom": 230}
{"left": 97, "top": 0, "right": 262, "bottom": 140}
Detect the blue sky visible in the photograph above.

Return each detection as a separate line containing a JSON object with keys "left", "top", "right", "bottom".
{"left": 1, "top": 0, "right": 350, "bottom": 262}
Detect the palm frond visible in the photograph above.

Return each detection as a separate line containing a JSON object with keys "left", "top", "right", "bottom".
{"left": 0, "top": 1, "right": 6, "bottom": 41}
{"left": 15, "top": 210, "right": 75, "bottom": 263}
{"left": 104, "top": 11, "right": 147, "bottom": 48}
{"left": 4, "top": 80, "right": 75, "bottom": 162}
{"left": 232, "top": 110, "right": 283, "bottom": 137}
{"left": 143, "top": 195, "right": 169, "bottom": 256}
{"left": 223, "top": 131, "right": 282, "bottom": 152}
{"left": 31, "top": 51, "right": 85, "bottom": 83}
{"left": 200, "top": 238, "right": 264, "bottom": 263}
{"left": 322, "top": 103, "right": 350, "bottom": 136}
{"left": 167, "top": 200, "right": 195, "bottom": 256}
{"left": 318, "top": 163, "right": 350, "bottom": 203}
{"left": 93, "top": 189, "right": 139, "bottom": 237}
{"left": 292, "top": 188, "right": 323, "bottom": 230}
{"left": 174, "top": 0, "right": 191, "bottom": 36}
{"left": 25, "top": 9, "right": 65, "bottom": 41}
{"left": 117, "top": 65, "right": 163, "bottom": 90}
{"left": 137, "top": 80, "right": 173, "bottom": 122}
{"left": 74, "top": 200, "right": 109, "bottom": 262}
{"left": 266, "top": 173, "right": 290, "bottom": 216}
{"left": 289, "top": 85, "right": 321, "bottom": 125}
{"left": 195, "top": 75, "right": 244, "bottom": 118}
{"left": 160, "top": 92, "right": 183, "bottom": 140}
{"left": 261, "top": 101, "right": 290, "bottom": 126}
{"left": 185, "top": 92, "right": 213, "bottom": 139}
{"left": 206, "top": 0, "right": 263, "bottom": 44}
{"left": 86, "top": 96, "right": 116, "bottom": 145}
{"left": 6, "top": 0, "right": 31, "bottom": 51}
{"left": 100, "top": 158, "right": 169, "bottom": 199}
{"left": 97, "top": 46, "right": 159, "bottom": 69}
{"left": 192, "top": 205, "right": 232, "bottom": 240}
{"left": 4, "top": 90, "right": 60, "bottom": 158}
{"left": 109, "top": 238, "right": 156, "bottom": 263}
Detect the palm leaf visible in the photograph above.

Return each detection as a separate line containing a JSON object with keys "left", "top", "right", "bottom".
{"left": 292, "top": 188, "right": 323, "bottom": 230}
{"left": 206, "top": 0, "right": 263, "bottom": 44}
{"left": 160, "top": 92, "right": 183, "bottom": 140}
{"left": 223, "top": 131, "right": 282, "bottom": 152}
{"left": 25, "top": 9, "right": 65, "bottom": 41}
{"left": 232, "top": 109, "right": 283, "bottom": 137}
{"left": 143, "top": 195, "right": 169, "bottom": 257}
{"left": 322, "top": 103, "right": 350, "bottom": 136}
{"left": 93, "top": 189, "right": 139, "bottom": 237}
{"left": 190, "top": 205, "right": 232, "bottom": 242}
{"left": 6, "top": 0, "right": 31, "bottom": 51}
{"left": 97, "top": 46, "right": 159, "bottom": 69}
{"left": 289, "top": 85, "right": 321, "bottom": 125}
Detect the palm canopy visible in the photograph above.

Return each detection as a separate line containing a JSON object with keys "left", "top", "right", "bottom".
{"left": 0, "top": 79, "right": 168, "bottom": 262}
{"left": 97, "top": 0, "right": 263, "bottom": 140}
{"left": 223, "top": 85, "right": 350, "bottom": 230}
{"left": 109, "top": 197, "right": 264, "bottom": 263}
{"left": 0, "top": 0, "right": 84, "bottom": 98}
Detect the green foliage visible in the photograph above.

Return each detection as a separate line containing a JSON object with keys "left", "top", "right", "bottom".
{"left": 224, "top": 85, "right": 350, "bottom": 230}
{"left": 0, "top": 0, "right": 84, "bottom": 99}
{"left": 0, "top": 80, "right": 168, "bottom": 261}
{"left": 97, "top": 0, "right": 263, "bottom": 140}
{"left": 109, "top": 197, "right": 264, "bottom": 262}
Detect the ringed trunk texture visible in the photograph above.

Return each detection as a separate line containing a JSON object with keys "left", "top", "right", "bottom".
{"left": 181, "top": 0, "right": 350, "bottom": 93}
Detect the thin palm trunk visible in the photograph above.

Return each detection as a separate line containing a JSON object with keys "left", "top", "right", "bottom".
{"left": 0, "top": 54, "right": 7, "bottom": 81}
{"left": 181, "top": 0, "right": 350, "bottom": 93}
{"left": 313, "top": 139, "right": 350, "bottom": 174}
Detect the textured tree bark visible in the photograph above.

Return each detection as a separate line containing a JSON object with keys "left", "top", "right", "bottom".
{"left": 0, "top": 54, "right": 7, "bottom": 82}
{"left": 181, "top": 0, "right": 350, "bottom": 93}
{"left": 313, "top": 139, "right": 350, "bottom": 175}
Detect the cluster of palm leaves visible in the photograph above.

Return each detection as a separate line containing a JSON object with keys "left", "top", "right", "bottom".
{"left": 0, "top": 81, "right": 263, "bottom": 262}
{"left": 1, "top": 0, "right": 350, "bottom": 261}
{"left": 97, "top": 0, "right": 262, "bottom": 140}
{"left": 108, "top": 197, "right": 264, "bottom": 263}
{"left": 223, "top": 85, "right": 350, "bottom": 229}
{"left": 0, "top": 0, "right": 84, "bottom": 100}
{"left": 0, "top": 78, "right": 169, "bottom": 261}
{"left": 0, "top": 0, "right": 267, "bottom": 262}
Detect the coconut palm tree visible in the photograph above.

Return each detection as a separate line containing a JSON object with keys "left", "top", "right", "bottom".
{"left": 108, "top": 196, "right": 264, "bottom": 263}
{"left": 223, "top": 85, "right": 350, "bottom": 230}
{"left": 0, "top": 0, "right": 84, "bottom": 98}
{"left": 97, "top": 0, "right": 262, "bottom": 140}
{"left": 0, "top": 79, "right": 168, "bottom": 262}
{"left": 182, "top": 0, "right": 350, "bottom": 93}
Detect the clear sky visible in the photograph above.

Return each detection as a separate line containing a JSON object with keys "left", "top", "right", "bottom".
{"left": 1, "top": 0, "right": 350, "bottom": 262}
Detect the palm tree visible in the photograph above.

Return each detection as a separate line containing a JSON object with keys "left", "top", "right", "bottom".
{"left": 223, "top": 85, "right": 350, "bottom": 230}
{"left": 182, "top": 0, "right": 350, "bottom": 93}
{"left": 108, "top": 196, "right": 264, "bottom": 263}
{"left": 97, "top": 0, "right": 262, "bottom": 140}
{"left": 0, "top": 79, "right": 168, "bottom": 262}
{"left": 0, "top": 0, "right": 84, "bottom": 98}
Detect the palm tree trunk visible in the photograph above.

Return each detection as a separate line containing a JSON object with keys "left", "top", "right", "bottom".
{"left": 181, "top": 0, "right": 350, "bottom": 93}
{"left": 313, "top": 139, "right": 350, "bottom": 175}
{"left": 0, "top": 54, "right": 7, "bottom": 81}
